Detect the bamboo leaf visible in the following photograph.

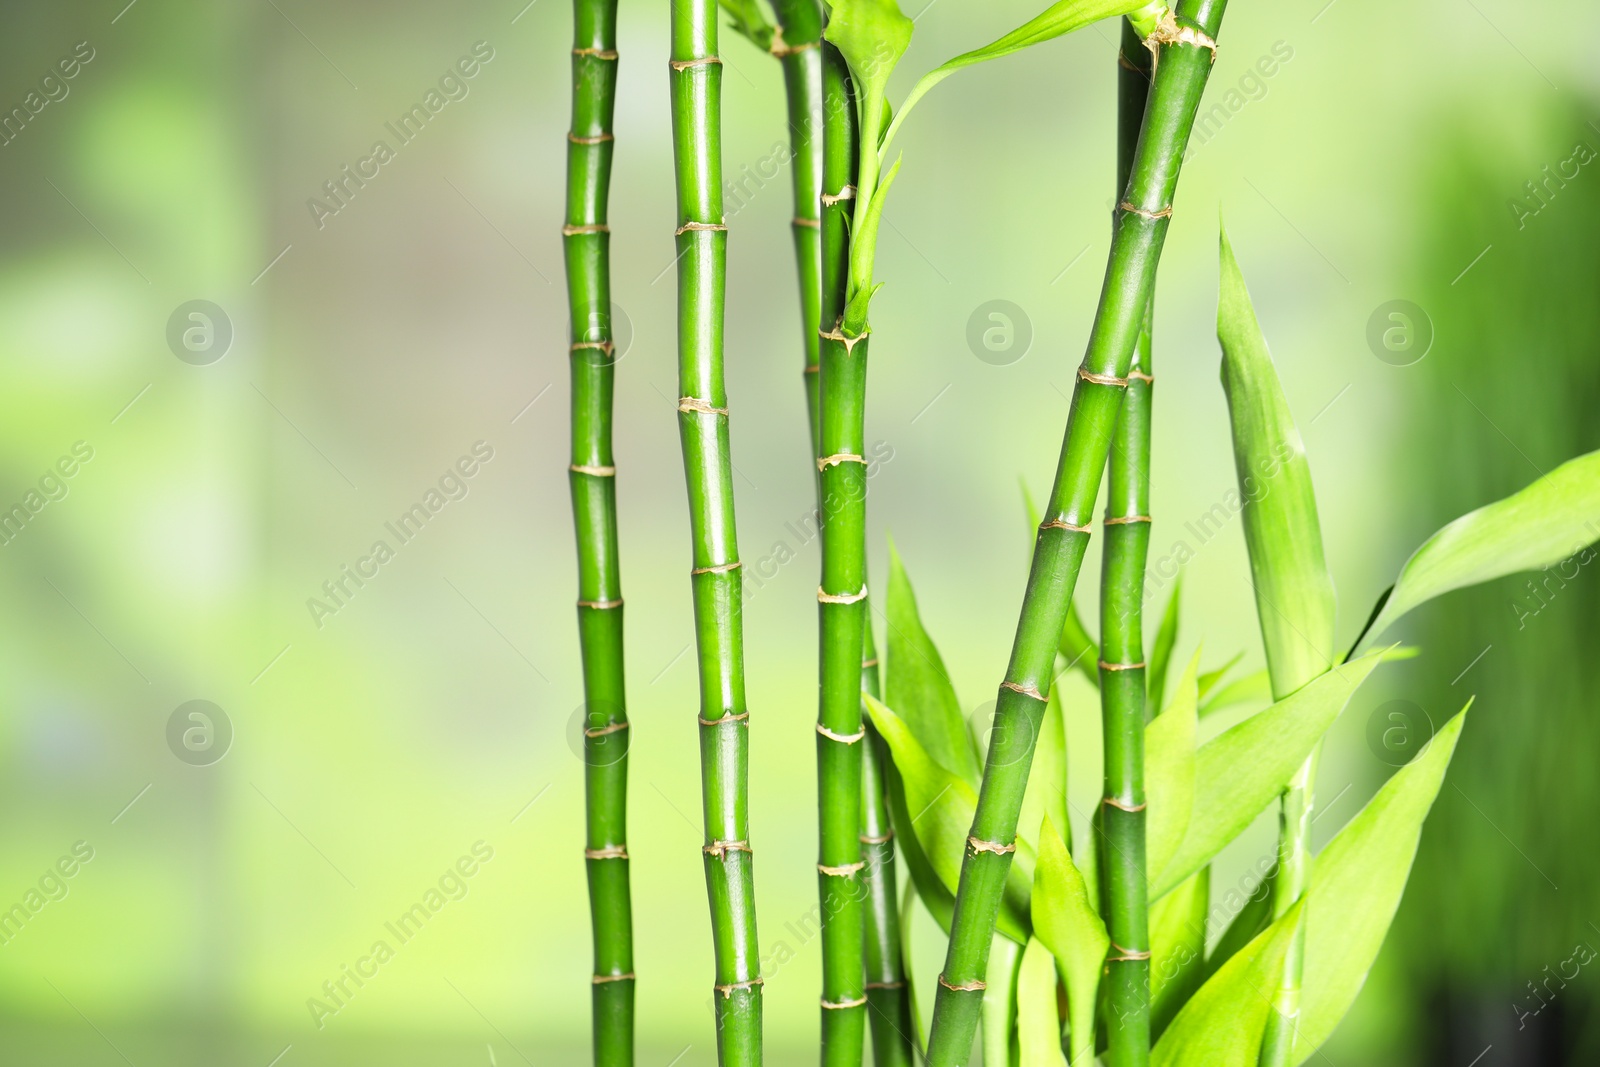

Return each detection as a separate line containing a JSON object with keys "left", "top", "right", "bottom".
{"left": 1288, "top": 705, "right": 1469, "bottom": 1062}
{"left": 866, "top": 694, "right": 1031, "bottom": 941}
{"left": 1032, "top": 813, "right": 1107, "bottom": 1067}
{"left": 1218, "top": 224, "right": 1337, "bottom": 698}
{"left": 886, "top": 0, "right": 1165, "bottom": 148}
{"left": 885, "top": 539, "right": 982, "bottom": 783}
{"left": 1017, "top": 937, "right": 1068, "bottom": 1067}
{"left": 1146, "top": 649, "right": 1200, "bottom": 882}
{"left": 1198, "top": 667, "right": 1270, "bottom": 720}
{"left": 1357, "top": 449, "right": 1600, "bottom": 649}
{"left": 1150, "top": 901, "right": 1304, "bottom": 1067}
{"left": 1148, "top": 575, "right": 1183, "bottom": 713}
{"left": 717, "top": 0, "right": 775, "bottom": 49}
{"left": 822, "top": 0, "right": 913, "bottom": 104}
{"left": 841, "top": 156, "right": 902, "bottom": 334}
{"left": 1196, "top": 651, "right": 1242, "bottom": 703}
{"left": 1203, "top": 863, "right": 1276, "bottom": 981}
{"left": 1151, "top": 650, "right": 1386, "bottom": 899}
{"left": 1149, "top": 870, "right": 1209, "bottom": 1040}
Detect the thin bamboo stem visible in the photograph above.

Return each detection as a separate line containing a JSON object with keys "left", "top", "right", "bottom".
{"left": 566, "top": 1, "right": 632, "bottom": 1063}
{"left": 818, "top": 27, "right": 868, "bottom": 1066}
{"left": 1098, "top": 19, "right": 1156, "bottom": 1067}
{"left": 922, "top": 5, "right": 1228, "bottom": 1063}
{"left": 669, "top": 4, "right": 762, "bottom": 1062}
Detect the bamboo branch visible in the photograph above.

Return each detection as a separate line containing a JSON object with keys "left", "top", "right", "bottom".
{"left": 668, "top": 4, "right": 762, "bottom": 1062}
{"left": 1097, "top": 18, "right": 1156, "bottom": 1067}
{"left": 922, "top": 4, "right": 1228, "bottom": 1063}
{"left": 566, "top": 1, "right": 632, "bottom": 1063}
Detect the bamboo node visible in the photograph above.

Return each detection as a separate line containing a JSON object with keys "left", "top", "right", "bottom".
{"left": 703, "top": 839, "right": 752, "bottom": 858}
{"left": 864, "top": 980, "right": 906, "bottom": 990}
{"left": 861, "top": 658, "right": 879, "bottom": 669}
{"left": 816, "top": 453, "right": 866, "bottom": 471}
{"left": 820, "top": 995, "right": 868, "bottom": 1009}
{"left": 572, "top": 48, "right": 620, "bottom": 60}
{"left": 817, "top": 586, "right": 868, "bottom": 605}
{"left": 1103, "top": 796, "right": 1147, "bottom": 813}
{"left": 1078, "top": 366, "right": 1130, "bottom": 387}
{"left": 1039, "top": 518, "right": 1093, "bottom": 534}
{"left": 678, "top": 397, "right": 730, "bottom": 416}
{"left": 1104, "top": 514, "right": 1152, "bottom": 525}
{"left": 570, "top": 464, "right": 616, "bottom": 477}
{"left": 818, "top": 325, "right": 869, "bottom": 354}
{"left": 968, "top": 835, "right": 1017, "bottom": 856}
{"left": 692, "top": 561, "right": 743, "bottom": 575}
{"left": 584, "top": 721, "right": 629, "bottom": 738}
{"left": 770, "top": 39, "right": 821, "bottom": 58}
{"left": 1099, "top": 659, "right": 1146, "bottom": 672}
{"left": 816, "top": 723, "right": 866, "bottom": 744}
{"left": 592, "top": 971, "right": 636, "bottom": 983}
{"left": 803, "top": 364, "right": 820, "bottom": 374}
{"left": 675, "top": 221, "right": 729, "bottom": 235}
{"left": 1128, "top": 369, "right": 1156, "bottom": 384}
{"left": 792, "top": 216, "right": 821, "bottom": 230}
{"left": 1148, "top": 15, "right": 1217, "bottom": 56}
{"left": 938, "top": 974, "right": 986, "bottom": 992}
{"left": 817, "top": 861, "right": 865, "bottom": 877}
{"left": 570, "top": 340, "right": 615, "bottom": 354}
{"left": 821, "top": 185, "right": 857, "bottom": 205}
{"left": 585, "top": 845, "right": 628, "bottom": 860}
{"left": 670, "top": 56, "right": 724, "bottom": 71}
{"left": 577, "top": 598, "right": 623, "bottom": 610}
{"left": 1107, "top": 942, "right": 1153, "bottom": 962}
{"left": 698, "top": 710, "right": 750, "bottom": 726}
{"left": 562, "top": 223, "right": 609, "bottom": 236}
{"left": 714, "top": 977, "right": 764, "bottom": 998}
{"left": 1119, "top": 200, "right": 1174, "bottom": 221}
{"left": 567, "top": 132, "right": 614, "bottom": 145}
{"left": 1000, "top": 680, "right": 1046, "bottom": 702}
{"left": 860, "top": 830, "right": 893, "bottom": 845}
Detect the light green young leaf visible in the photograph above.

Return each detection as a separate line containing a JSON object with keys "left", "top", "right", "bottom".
{"left": 1017, "top": 937, "right": 1068, "bottom": 1067}
{"left": 822, "top": 0, "right": 912, "bottom": 105}
{"left": 866, "top": 694, "right": 1031, "bottom": 941}
{"left": 1152, "top": 650, "right": 1386, "bottom": 899}
{"left": 1151, "top": 901, "right": 1304, "bottom": 1067}
{"left": 1149, "top": 574, "right": 1183, "bottom": 713}
{"left": 885, "top": 538, "right": 982, "bottom": 784}
{"left": 1032, "top": 812, "right": 1106, "bottom": 1067}
{"left": 1146, "top": 649, "right": 1200, "bottom": 882}
{"left": 1357, "top": 449, "right": 1600, "bottom": 649}
{"left": 1198, "top": 667, "right": 1270, "bottom": 720}
{"left": 717, "top": 0, "right": 775, "bottom": 49}
{"left": 1149, "top": 869, "right": 1209, "bottom": 1041}
{"left": 1289, "top": 705, "right": 1469, "bottom": 1062}
{"left": 1218, "top": 225, "right": 1337, "bottom": 698}
{"left": 1196, "top": 651, "right": 1242, "bottom": 703}
{"left": 841, "top": 156, "right": 902, "bottom": 334}
{"left": 870, "top": 695, "right": 957, "bottom": 930}
{"left": 983, "top": 934, "right": 1023, "bottom": 1067}
{"left": 884, "top": 0, "right": 1166, "bottom": 152}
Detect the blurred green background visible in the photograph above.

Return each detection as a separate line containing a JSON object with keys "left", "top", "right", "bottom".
{"left": 0, "top": 0, "right": 1594, "bottom": 1063}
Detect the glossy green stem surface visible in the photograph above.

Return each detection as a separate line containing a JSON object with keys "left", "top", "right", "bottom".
{"left": 1099, "top": 20, "right": 1155, "bottom": 1067}
{"left": 922, "top": 5, "right": 1228, "bottom": 1063}
{"left": 669, "top": 5, "right": 762, "bottom": 1062}
{"left": 565, "top": 2, "right": 632, "bottom": 1064}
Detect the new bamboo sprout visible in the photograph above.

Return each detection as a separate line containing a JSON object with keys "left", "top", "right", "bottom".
{"left": 565, "top": 1, "right": 632, "bottom": 1063}
{"left": 923, "top": 5, "right": 1229, "bottom": 1063}
{"left": 1098, "top": 17, "right": 1155, "bottom": 1066}
{"left": 668, "top": 4, "right": 762, "bottom": 1062}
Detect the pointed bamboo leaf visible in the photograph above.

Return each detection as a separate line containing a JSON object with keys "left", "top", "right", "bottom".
{"left": 1150, "top": 901, "right": 1304, "bottom": 1067}
{"left": 717, "top": 0, "right": 775, "bottom": 49}
{"left": 1149, "top": 869, "right": 1208, "bottom": 1040}
{"left": 866, "top": 694, "right": 1031, "bottom": 941}
{"left": 885, "top": 0, "right": 1166, "bottom": 147}
{"left": 1218, "top": 225, "right": 1336, "bottom": 698}
{"left": 1146, "top": 649, "right": 1200, "bottom": 882}
{"left": 983, "top": 934, "right": 1023, "bottom": 1067}
{"left": 1018, "top": 937, "right": 1068, "bottom": 1067}
{"left": 1032, "top": 813, "right": 1107, "bottom": 1067}
{"left": 822, "top": 0, "right": 912, "bottom": 104}
{"left": 1198, "top": 666, "right": 1270, "bottom": 720}
{"left": 1288, "top": 705, "right": 1469, "bottom": 1062}
{"left": 1358, "top": 449, "right": 1600, "bottom": 648}
{"left": 885, "top": 540, "right": 982, "bottom": 783}
{"left": 1149, "top": 574, "right": 1183, "bottom": 713}
{"left": 1151, "top": 649, "right": 1386, "bottom": 899}
{"left": 1196, "top": 651, "right": 1242, "bottom": 703}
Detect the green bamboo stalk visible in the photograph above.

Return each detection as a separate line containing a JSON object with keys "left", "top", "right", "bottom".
{"left": 817, "top": 27, "right": 869, "bottom": 1066}
{"left": 668, "top": 5, "right": 762, "bottom": 1062}
{"left": 565, "top": 1, "right": 632, "bottom": 1063}
{"left": 1098, "top": 19, "right": 1155, "bottom": 1067}
{"left": 922, "top": 5, "right": 1228, "bottom": 1064}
